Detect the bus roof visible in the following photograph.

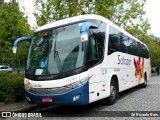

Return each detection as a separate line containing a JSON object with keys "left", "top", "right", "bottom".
{"left": 36, "top": 14, "right": 147, "bottom": 48}
{"left": 36, "top": 14, "right": 107, "bottom": 32}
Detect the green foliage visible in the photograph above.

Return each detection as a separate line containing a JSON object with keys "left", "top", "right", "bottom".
{"left": 34, "top": 0, "right": 91, "bottom": 26}
{"left": 0, "top": 0, "right": 4, "bottom": 9}
{"left": 0, "top": 74, "right": 24, "bottom": 103}
{"left": 0, "top": 0, "right": 33, "bottom": 66}
{"left": 34, "top": 0, "right": 148, "bottom": 29}
{"left": 93, "top": 0, "right": 150, "bottom": 38}
{"left": 125, "top": 19, "right": 150, "bottom": 38}
{"left": 139, "top": 35, "right": 160, "bottom": 67}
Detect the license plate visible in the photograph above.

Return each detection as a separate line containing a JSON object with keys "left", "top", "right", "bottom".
{"left": 42, "top": 98, "right": 53, "bottom": 103}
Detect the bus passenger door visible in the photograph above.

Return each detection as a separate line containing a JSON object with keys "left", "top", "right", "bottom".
{"left": 88, "top": 33, "right": 107, "bottom": 103}
{"left": 88, "top": 65, "right": 106, "bottom": 103}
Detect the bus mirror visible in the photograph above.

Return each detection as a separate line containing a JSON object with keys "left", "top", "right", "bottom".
{"left": 80, "top": 22, "right": 97, "bottom": 42}
{"left": 13, "top": 36, "right": 32, "bottom": 54}
{"left": 13, "top": 47, "right": 17, "bottom": 54}
{"left": 80, "top": 23, "right": 89, "bottom": 42}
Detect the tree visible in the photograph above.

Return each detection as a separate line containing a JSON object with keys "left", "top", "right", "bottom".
{"left": 0, "top": 0, "right": 33, "bottom": 66}
{"left": 0, "top": 0, "right": 4, "bottom": 9}
{"left": 34, "top": 0, "right": 149, "bottom": 30}
{"left": 92, "top": 0, "right": 150, "bottom": 37}
{"left": 142, "top": 35, "right": 160, "bottom": 67}
{"left": 125, "top": 19, "right": 150, "bottom": 38}
{"left": 34, "top": 0, "right": 91, "bottom": 26}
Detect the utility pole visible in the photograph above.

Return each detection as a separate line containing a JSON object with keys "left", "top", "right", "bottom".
{"left": 0, "top": 0, "right": 4, "bottom": 9}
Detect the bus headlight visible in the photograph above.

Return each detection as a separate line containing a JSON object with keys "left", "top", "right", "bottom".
{"left": 24, "top": 84, "right": 32, "bottom": 90}
{"left": 65, "top": 78, "right": 88, "bottom": 89}
{"left": 24, "top": 79, "right": 32, "bottom": 90}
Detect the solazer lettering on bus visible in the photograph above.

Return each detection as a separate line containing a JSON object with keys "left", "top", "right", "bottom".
{"left": 117, "top": 55, "right": 131, "bottom": 65}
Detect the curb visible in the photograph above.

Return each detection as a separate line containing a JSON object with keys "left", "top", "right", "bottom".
{"left": 0, "top": 101, "right": 41, "bottom": 112}
{"left": 14, "top": 105, "right": 39, "bottom": 112}
{"left": 16, "top": 104, "right": 53, "bottom": 113}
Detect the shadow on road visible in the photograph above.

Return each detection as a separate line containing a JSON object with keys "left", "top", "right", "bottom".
{"left": 33, "top": 85, "right": 144, "bottom": 117}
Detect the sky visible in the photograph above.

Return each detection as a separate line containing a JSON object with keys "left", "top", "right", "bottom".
{"left": 5, "top": 0, "right": 160, "bottom": 37}
{"left": 144, "top": 0, "right": 160, "bottom": 37}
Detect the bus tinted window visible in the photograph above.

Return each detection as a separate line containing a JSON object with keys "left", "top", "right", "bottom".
{"left": 88, "top": 20, "right": 107, "bottom": 67}
{"left": 108, "top": 26, "right": 149, "bottom": 58}
{"left": 108, "top": 26, "right": 127, "bottom": 54}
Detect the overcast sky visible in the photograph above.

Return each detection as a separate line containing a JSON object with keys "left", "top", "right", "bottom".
{"left": 144, "top": 0, "right": 160, "bottom": 37}
{"left": 5, "top": 0, "right": 160, "bottom": 37}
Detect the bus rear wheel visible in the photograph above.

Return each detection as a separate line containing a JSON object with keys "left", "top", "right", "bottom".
{"left": 107, "top": 80, "right": 118, "bottom": 105}
{"left": 141, "top": 73, "right": 147, "bottom": 88}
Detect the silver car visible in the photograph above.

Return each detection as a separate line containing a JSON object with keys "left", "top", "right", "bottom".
{"left": 0, "top": 65, "right": 12, "bottom": 73}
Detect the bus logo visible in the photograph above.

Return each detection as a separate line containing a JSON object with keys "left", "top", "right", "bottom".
{"left": 45, "top": 89, "right": 50, "bottom": 94}
{"left": 118, "top": 55, "right": 131, "bottom": 65}
{"left": 134, "top": 57, "right": 144, "bottom": 84}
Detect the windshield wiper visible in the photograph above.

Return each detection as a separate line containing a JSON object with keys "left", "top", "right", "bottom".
{"left": 32, "top": 44, "right": 49, "bottom": 75}
{"left": 54, "top": 41, "right": 62, "bottom": 72}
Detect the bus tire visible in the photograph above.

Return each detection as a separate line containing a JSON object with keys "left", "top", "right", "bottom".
{"left": 141, "top": 73, "right": 147, "bottom": 88}
{"left": 107, "top": 80, "right": 118, "bottom": 105}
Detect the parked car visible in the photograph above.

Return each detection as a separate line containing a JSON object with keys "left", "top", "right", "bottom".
{"left": 0, "top": 65, "right": 13, "bottom": 73}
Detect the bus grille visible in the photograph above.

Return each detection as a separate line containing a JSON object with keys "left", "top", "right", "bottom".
{"left": 29, "top": 87, "right": 71, "bottom": 94}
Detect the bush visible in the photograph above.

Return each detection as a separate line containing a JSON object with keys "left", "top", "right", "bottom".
{"left": 0, "top": 74, "right": 25, "bottom": 103}
{"left": 151, "top": 68, "right": 156, "bottom": 73}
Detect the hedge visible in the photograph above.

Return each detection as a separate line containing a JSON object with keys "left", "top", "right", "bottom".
{"left": 0, "top": 74, "right": 25, "bottom": 103}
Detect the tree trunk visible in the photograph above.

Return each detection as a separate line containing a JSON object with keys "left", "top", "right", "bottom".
{"left": 0, "top": 0, "right": 4, "bottom": 9}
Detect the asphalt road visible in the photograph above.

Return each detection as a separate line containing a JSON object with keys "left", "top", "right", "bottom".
{"left": 8, "top": 76, "right": 160, "bottom": 120}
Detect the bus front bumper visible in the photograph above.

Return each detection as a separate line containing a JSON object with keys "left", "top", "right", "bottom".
{"left": 25, "top": 82, "right": 89, "bottom": 105}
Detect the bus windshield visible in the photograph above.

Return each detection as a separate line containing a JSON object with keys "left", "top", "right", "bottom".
{"left": 26, "top": 22, "right": 85, "bottom": 75}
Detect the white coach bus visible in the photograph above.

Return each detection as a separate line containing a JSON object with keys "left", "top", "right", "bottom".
{"left": 13, "top": 14, "right": 151, "bottom": 105}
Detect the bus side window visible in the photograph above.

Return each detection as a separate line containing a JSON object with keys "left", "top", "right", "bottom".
{"left": 108, "top": 26, "right": 128, "bottom": 54}
{"left": 88, "top": 32, "right": 106, "bottom": 60}
{"left": 97, "top": 32, "right": 105, "bottom": 57}
{"left": 88, "top": 20, "right": 107, "bottom": 67}
{"left": 108, "top": 35, "right": 116, "bottom": 54}
{"left": 108, "top": 26, "right": 120, "bottom": 54}
{"left": 88, "top": 35, "right": 98, "bottom": 61}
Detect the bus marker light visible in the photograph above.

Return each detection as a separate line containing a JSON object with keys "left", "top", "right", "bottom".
{"left": 25, "top": 96, "right": 30, "bottom": 102}
{"left": 90, "top": 91, "right": 94, "bottom": 94}
{"left": 102, "top": 89, "right": 105, "bottom": 91}
{"left": 42, "top": 98, "right": 53, "bottom": 103}
{"left": 73, "top": 95, "right": 80, "bottom": 101}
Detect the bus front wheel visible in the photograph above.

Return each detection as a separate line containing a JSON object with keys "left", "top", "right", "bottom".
{"left": 107, "top": 80, "right": 118, "bottom": 105}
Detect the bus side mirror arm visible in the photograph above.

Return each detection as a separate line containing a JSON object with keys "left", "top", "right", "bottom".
{"left": 13, "top": 36, "right": 32, "bottom": 54}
